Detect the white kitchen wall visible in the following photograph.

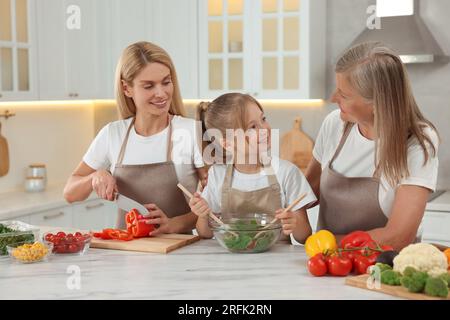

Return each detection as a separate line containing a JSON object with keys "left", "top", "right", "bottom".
{"left": 325, "top": 0, "right": 450, "bottom": 189}
{"left": 0, "top": 102, "right": 94, "bottom": 193}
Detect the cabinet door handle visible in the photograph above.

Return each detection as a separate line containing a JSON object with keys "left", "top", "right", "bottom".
{"left": 85, "top": 202, "right": 104, "bottom": 210}
{"left": 73, "top": 93, "right": 79, "bottom": 97}
{"left": 43, "top": 211, "right": 64, "bottom": 220}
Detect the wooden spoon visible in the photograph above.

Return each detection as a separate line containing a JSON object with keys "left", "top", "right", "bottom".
{"left": 177, "top": 183, "right": 238, "bottom": 237}
{"left": 253, "top": 192, "right": 307, "bottom": 239}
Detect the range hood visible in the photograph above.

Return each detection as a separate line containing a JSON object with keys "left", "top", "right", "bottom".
{"left": 351, "top": 1, "right": 449, "bottom": 64}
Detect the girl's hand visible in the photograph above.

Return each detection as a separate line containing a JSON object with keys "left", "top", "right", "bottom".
{"left": 275, "top": 209, "right": 299, "bottom": 236}
{"left": 142, "top": 204, "right": 172, "bottom": 236}
{"left": 91, "top": 169, "right": 118, "bottom": 201}
{"left": 189, "top": 192, "right": 211, "bottom": 218}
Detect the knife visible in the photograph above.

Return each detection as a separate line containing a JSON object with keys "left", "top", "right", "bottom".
{"left": 115, "top": 193, "right": 149, "bottom": 215}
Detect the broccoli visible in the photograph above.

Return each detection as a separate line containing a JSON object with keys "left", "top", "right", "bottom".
{"left": 380, "top": 270, "right": 402, "bottom": 286}
{"left": 400, "top": 270, "right": 429, "bottom": 293}
{"left": 375, "top": 263, "right": 392, "bottom": 273}
{"left": 437, "top": 273, "right": 450, "bottom": 288}
{"left": 402, "top": 266, "right": 418, "bottom": 277}
{"left": 424, "top": 277, "right": 449, "bottom": 298}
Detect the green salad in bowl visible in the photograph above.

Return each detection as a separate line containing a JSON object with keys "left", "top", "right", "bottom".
{"left": 210, "top": 213, "right": 282, "bottom": 253}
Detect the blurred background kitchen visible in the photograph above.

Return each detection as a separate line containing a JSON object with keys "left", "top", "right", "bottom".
{"left": 0, "top": 0, "right": 449, "bottom": 245}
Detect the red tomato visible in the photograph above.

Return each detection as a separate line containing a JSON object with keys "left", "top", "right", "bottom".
{"left": 75, "top": 232, "right": 82, "bottom": 237}
{"left": 327, "top": 255, "right": 352, "bottom": 276}
{"left": 75, "top": 235, "right": 85, "bottom": 243}
{"left": 307, "top": 253, "right": 328, "bottom": 277}
{"left": 68, "top": 244, "right": 79, "bottom": 253}
{"left": 44, "top": 234, "right": 54, "bottom": 242}
{"left": 354, "top": 255, "right": 372, "bottom": 275}
{"left": 56, "top": 231, "right": 66, "bottom": 238}
{"left": 381, "top": 245, "right": 394, "bottom": 252}
{"left": 54, "top": 244, "right": 66, "bottom": 253}
{"left": 366, "top": 251, "right": 380, "bottom": 265}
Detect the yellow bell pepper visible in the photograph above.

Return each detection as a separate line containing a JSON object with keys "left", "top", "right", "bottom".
{"left": 305, "top": 230, "right": 337, "bottom": 257}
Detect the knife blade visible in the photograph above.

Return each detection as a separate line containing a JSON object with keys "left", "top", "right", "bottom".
{"left": 115, "top": 193, "right": 149, "bottom": 215}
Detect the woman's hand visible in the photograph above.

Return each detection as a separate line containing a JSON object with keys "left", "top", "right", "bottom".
{"left": 142, "top": 204, "right": 172, "bottom": 236}
{"left": 189, "top": 192, "right": 211, "bottom": 219}
{"left": 275, "top": 209, "right": 299, "bottom": 236}
{"left": 91, "top": 169, "right": 117, "bottom": 201}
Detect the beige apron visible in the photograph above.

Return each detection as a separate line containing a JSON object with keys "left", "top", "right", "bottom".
{"left": 221, "top": 164, "right": 282, "bottom": 216}
{"left": 113, "top": 116, "right": 193, "bottom": 229}
{"left": 317, "top": 125, "right": 388, "bottom": 234}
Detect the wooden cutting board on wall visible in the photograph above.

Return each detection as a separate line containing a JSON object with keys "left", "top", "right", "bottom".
{"left": 0, "top": 122, "right": 9, "bottom": 177}
{"left": 280, "top": 117, "right": 314, "bottom": 173}
{"left": 90, "top": 233, "right": 200, "bottom": 254}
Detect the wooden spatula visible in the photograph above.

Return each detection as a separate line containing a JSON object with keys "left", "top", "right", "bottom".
{"left": 0, "top": 122, "right": 9, "bottom": 177}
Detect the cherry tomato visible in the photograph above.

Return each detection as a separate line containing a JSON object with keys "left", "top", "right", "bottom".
{"left": 68, "top": 244, "right": 79, "bottom": 253}
{"left": 56, "top": 232, "right": 66, "bottom": 238}
{"left": 54, "top": 244, "right": 66, "bottom": 253}
{"left": 44, "top": 234, "right": 54, "bottom": 242}
{"left": 75, "top": 235, "right": 85, "bottom": 243}
{"left": 307, "top": 253, "right": 328, "bottom": 277}
{"left": 327, "top": 255, "right": 352, "bottom": 276}
{"left": 75, "top": 232, "right": 82, "bottom": 237}
{"left": 354, "top": 255, "right": 372, "bottom": 275}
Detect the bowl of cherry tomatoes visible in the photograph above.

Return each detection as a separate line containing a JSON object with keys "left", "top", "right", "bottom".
{"left": 42, "top": 229, "right": 91, "bottom": 255}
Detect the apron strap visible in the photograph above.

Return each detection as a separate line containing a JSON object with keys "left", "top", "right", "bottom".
{"left": 116, "top": 118, "right": 135, "bottom": 166}
{"left": 116, "top": 115, "right": 173, "bottom": 166}
{"left": 329, "top": 123, "right": 353, "bottom": 169}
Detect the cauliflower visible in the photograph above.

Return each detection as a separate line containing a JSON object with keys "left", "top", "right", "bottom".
{"left": 393, "top": 243, "right": 448, "bottom": 277}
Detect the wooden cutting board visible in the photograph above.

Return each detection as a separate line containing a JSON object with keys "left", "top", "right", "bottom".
{"left": 90, "top": 233, "right": 200, "bottom": 254}
{"left": 0, "top": 122, "right": 9, "bottom": 177}
{"left": 280, "top": 117, "right": 314, "bottom": 173}
{"left": 345, "top": 271, "right": 450, "bottom": 300}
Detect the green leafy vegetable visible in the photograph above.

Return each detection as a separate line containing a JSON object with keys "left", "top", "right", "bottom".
{"left": 0, "top": 223, "right": 35, "bottom": 255}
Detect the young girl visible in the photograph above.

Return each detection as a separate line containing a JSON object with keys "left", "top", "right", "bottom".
{"left": 189, "top": 93, "right": 317, "bottom": 244}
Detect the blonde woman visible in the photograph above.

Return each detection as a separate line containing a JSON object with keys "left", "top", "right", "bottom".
{"left": 64, "top": 41, "right": 207, "bottom": 235}
{"left": 305, "top": 42, "right": 439, "bottom": 250}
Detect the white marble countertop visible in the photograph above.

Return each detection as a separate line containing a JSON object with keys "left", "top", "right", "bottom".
{"left": 426, "top": 191, "right": 450, "bottom": 212}
{"left": 0, "top": 239, "right": 400, "bottom": 300}
{"left": 0, "top": 185, "right": 98, "bottom": 221}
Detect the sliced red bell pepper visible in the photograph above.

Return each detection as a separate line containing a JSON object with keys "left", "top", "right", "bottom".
{"left": 125, "top": 208, "right": 155, "bottom": 238}
{"left": 93, "top": 228, "right": 133, "bottom": 241}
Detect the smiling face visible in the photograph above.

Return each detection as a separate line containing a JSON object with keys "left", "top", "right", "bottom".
{"left": 229, "top": 102, "right": 271, "bottom": 164}
{"left": 122, "top": 62, "right": 173, "bottom": 117}
{"left": 331, "top": 73, "right": 374, "bottom": 125}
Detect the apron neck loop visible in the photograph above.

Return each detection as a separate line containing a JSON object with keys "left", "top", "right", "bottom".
{"left": 329, "top": 123, "right": 354, "bottom": 169}
{"left": 116, "top": 115, "right": 173, "bottom": 166}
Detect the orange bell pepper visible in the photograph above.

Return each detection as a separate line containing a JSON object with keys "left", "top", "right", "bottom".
{"left": 444, "top": 248, "right": 450, "bottom": 269}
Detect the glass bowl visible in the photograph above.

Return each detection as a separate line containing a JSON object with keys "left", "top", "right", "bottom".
{"left": 210, "top": 213, "right": 282, "bottom": 253}
{"left": 7, "top": 241, "right": 53, "bottom": 264}
{"left": 42, "top": 228, "right": 92, "bottom": 255}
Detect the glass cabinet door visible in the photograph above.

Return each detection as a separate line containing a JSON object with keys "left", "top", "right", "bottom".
{"left": 259, "top": 0, "right": 301, "bottom": 96}
{"left": 0, "top": 0, "right": 33, "bottom": 99}
{"left": 201, "top": 0, "right": 246, "bottom": 96}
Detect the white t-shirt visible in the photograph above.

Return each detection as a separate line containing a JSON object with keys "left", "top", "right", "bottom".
{"left": 83, "top": 115, "right": 205, "bottom": 186}
{"left": 201, "top": 158, "right": 317, "bottom": 214}
{"left": 313, "top": 109, "right": 439, "bottom": 217}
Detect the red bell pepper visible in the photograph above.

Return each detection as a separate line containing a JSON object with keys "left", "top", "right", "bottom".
{"left": 93, "top": 228, "right": 133, "bottom": 241}
{"left": 125, "top": 209, "right": 155, "bottom": 238}
{"left": 340, "top": 231, "right": 374, "bottom": 249}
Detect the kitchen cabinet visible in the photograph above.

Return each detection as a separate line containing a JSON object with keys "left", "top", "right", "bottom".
{"left": 72, "top": 198, "right": 117, "bottom": 230}
{"left": 95, "top": 0, "right": 199, "bottom": 99}
{"left": 36, "top": 0, "right": 97, "bottom": 100}
{"left": 421, "top": 210, "right": 450, "bottom": 247}
{"left": 0, "top": 0, "right": 38, "bottom": 101}
{"left": 198, "top": 0, "right": 325, "bottom": 99}
{"left": 28, "top": 205, "right": 73, "bottom": 228}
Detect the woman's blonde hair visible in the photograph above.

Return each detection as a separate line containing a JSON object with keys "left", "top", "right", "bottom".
{"left": 114, "top": 41, "right": 185, "bottom": 119}
{"left": 336, "top": 41, "right": 439, "bottom": 186}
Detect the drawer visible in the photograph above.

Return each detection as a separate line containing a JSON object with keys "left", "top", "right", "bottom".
{"left": 72, "top": 199, "right": 117, "bottom": 230}
{"left": 28, "top": 206, "right": 73, "bottom": 228}
{"left": 421, "top": 211, "right": 450, "bottom": 243}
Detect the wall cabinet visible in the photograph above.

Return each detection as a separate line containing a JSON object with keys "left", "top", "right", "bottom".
{"left": 36, "top": 0, "right": 97, "bottom": 100}
{"left": 0, "top": 0, "right": 37, "bottom": 101}
{"left": 198, "top": 0, "right": 325, "bottom": 99}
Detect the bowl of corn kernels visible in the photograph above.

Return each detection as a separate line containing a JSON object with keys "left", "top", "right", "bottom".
{"left": 7, "top": 241, "right": 53, "bottom": 263}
